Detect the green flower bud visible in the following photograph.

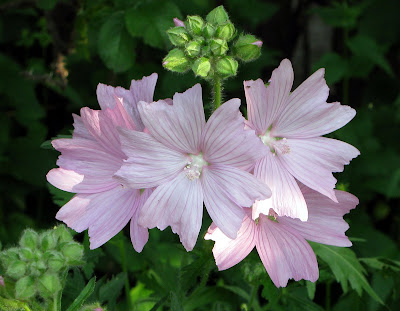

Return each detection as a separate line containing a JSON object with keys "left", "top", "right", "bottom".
{"left": 192, "top": 57, "right": 211, "bottom": 77}
{"left": 185, "top": 40, "right": 202, "bottom": 57}
{"left": 19, "top": 248, "right": 34, "bottom": 261}
{"left": 6, "top": 260, "right": 27, "bottom": 279}
{"left": 210, "top": 38, "right": 228, "bottom": 56}
{"left": 202, "top": 23, "right": 216, "bottom": 39}
{"left": 38, "top": 273, "right": 61, "bottom": 298}
{"left": 216, "top": 22, "right": 236, "bottom": 41}
{"left": 53, "top": 225, "right": 73, "bottom": 243}
{"left": 0, "top": 248, "right": 19, "bottom": 267}
{"left": 167, "top": 27, "right": 190, "bottom": 47}
{"left": 233, "top": 34, "right": 262, "bottom": 61}
{"left": 206, "top": 6, "right": 229, "bottom": 25}
{"left": 62, "top": 242, "right": 84, "bottom": 263}
{"left": 45, "top": 251, "right": 65, "bottom": 272}
{"left": 15, "top": 276, "right": 36, "bottom": 299}
{"left": 40, "top": 231, "right": 57, "bottom": 251}
{"left": 216, "top": 56, "right": 238, "bottom": 77}
{"left": 163, "top": 48, "right": 191, "bottom": 73}
{"left": 186, "top": 15, "right": 204, "bottom": 36}
{"left": 19, "top": 229, "right": 39, "bottom": 250}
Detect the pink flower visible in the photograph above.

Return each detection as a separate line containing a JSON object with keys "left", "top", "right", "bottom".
{"left": 244, "top": 59, "right": 359, "bottom": 221}
{"left": 46, "top": 74, "right": 158, "bottom": 251}
{"left": 205, "top": 186, "right": 359, "bottom": 287}
{"left": 115, "top": 84, "right": 271, "bottom": 251}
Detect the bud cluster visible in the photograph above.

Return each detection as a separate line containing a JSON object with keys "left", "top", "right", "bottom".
{"left": 163, "top": 6, "right": 262, "bottom": 80}
{"left": 0, "top": 226, "right": 84, "bottom": 300}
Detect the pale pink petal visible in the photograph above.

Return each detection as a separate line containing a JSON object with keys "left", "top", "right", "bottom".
{"left": 201, "top": 99, "right": 267, "bottom": 170}
{"left": 49, "top": 138, "right": 121, "bottom": 193}
{"left": 201, "top": 167, "right": 246, "bottom": 240}
{"left": 279, "top": 137, "right": 360, "bottom": 202}
{"left": 278, "top": 188, "right": 358, "bottom": 247}
{"left": 244, "top": 59, "right": 293, "bottom": 134}
{"left": 207, "top": 164, "right": 271, "bottom": 207}
{"left": 254, "top": 152, "right": 308, "bottom": 221}
{"left": 138, "top": 173, "right": 203, "bottom": 251}
{"left": 138, "top": 84, "right": 205, "bottom": 154}
{"left": 96, "top": 83, "right": 119, "bottom": 110}
{"left": 130, "top": 188, "right": 153, "bottom": 252}
{"left": 273, "top": 101, "right": 356, "bottom": 139}
{"left": 114, "top": 129, "right": 187, "bottom": 188}
{"left": 80, "top": 107, "right": 125, "bottom": 159}
{"left": 256, "top": 214, "right": 319, "bottom": 287}
{"left": 204, "top": 212, "right": 257, "bottom": 270}
{"left": 115, "top": 73, "right": 158, "bottom": 131}
{"left": 56, "top": 187, "right": 140, "bottom": 249}
{"left": 72, "top": 114, "right": 93, "bottom": 140}
{"left": 273, "top": 68, "right": 328, "bottom": 136}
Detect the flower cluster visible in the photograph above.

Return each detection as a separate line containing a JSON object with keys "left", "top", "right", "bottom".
{"left": 47, "top": 58, "right": 359, "bottom": 287}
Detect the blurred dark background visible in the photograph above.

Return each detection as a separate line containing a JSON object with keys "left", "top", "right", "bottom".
{"left": 0, "top": 0, "right": 399, "bottom": 310}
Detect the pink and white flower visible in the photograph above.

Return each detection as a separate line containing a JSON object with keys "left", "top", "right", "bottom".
{"left": 205, "top": 186, "right": 359, "bottom": 287}
{"left": 244, "top": 59, "right": 360, "bottom": 221}
{"left": 115, "top": 84, "right": 272, "bottom": 251}
{"left": 46, "top": 74, "right": 158, "bottom": 251}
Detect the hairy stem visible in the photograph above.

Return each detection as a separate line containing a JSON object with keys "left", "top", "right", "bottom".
{"left": 213, "top": 75, "right": 222, "bottom": 110}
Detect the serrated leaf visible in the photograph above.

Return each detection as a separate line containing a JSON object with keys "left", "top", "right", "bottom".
{"left": 313, "top": 2, "right": 362, "bottom": 29}
{"left": 66, "top": 277, "right": 96, "bottom": 311}
{"left": 347, "top": 34, "right": 393, "bottom": 77}
{"left": 125, "top": 1, "right": 181, "bottom": 50}
{"left": 360, "top": 257, "right": 400, "bottom": 272}
{"left": 98, "top": 12, "right": 135, "bottom": 72}
{"left": 99, "top": 272, "right": 126, "bottom": 308}
{"left": 311, "top": 242, "right": 384, "bottom": 304}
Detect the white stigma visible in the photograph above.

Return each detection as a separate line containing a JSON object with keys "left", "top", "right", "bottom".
{"left": 259, "top": 130, "right": 290, "bottom": 155}
{"left": 184, "top": 153, "right": 208, "bottom": 180}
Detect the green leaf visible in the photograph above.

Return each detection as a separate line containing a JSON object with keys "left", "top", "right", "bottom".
{"left": 0, "top": 296, "right": 31, "bottom": 311}
{"left": 347, "top": 34, "right": 394, "bottom": 77}
{"left": 306, "top": 281, "right": 316, "bottom": 300}
{"left": 98, "top": 11, "right": 135, "bottom": 72}
{"left": 130, "top": 281, "right": 155, "bottom": 311}
{"left": 311, "top": 242, "right": 384, "bottom": 304}
{"left": 125, "top": 1, "right": 181, "bottom": 50}
{"left": 66, "top": 277, "right": 96, "bottom": 311}
{"left": 40, "top": 134, "right": 72, "bottom": 150}
{"left": 99, "top": 272, "right": 126, "bottom": 309}
{"left": 312, "top": 52, "right": 348, "bottom": 85}
{"left": 169, "top": 291, "right": 183, "bottom": 311}
{"left": 360, "top": 257, "right": 400, "bottom": 272}
{"left": 37, "top": 0, "right": 58, "bottom": 10}
{"left": 313, "top": 2, "right": 362, "bottom": 29}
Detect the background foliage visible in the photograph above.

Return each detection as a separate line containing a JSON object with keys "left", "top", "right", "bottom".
{"left": 0, "top": 0, "right": 399, "bottom": 310}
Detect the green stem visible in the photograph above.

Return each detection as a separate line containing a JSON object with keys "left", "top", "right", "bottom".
{"left": 248, "top": 284, "right": 258, "bottom": 309}
{"left": 119, "top": 240, "right": 132, "bottom": 311}
{"left": 213, "top": 75, "right": 222, "bottom": 110}
{"left": 325, "top": 281, "right": 331, "bottom": 311}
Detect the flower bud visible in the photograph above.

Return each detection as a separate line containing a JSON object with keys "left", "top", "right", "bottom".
{"left": 53, "top": 225, "right": 73, "bottom": 243}
{"left": 233, "top": 34, "right": 262, "bottom": 61}
{"left": 185, "top": 40, "right": 202, "bottom": 57}
{"left": 40, "top": 231, "right": 57, "bottom": 251}
{"left": 163, "top": 48, "right": 191, "bottom": 73}
{"left": 202, "top": 23, "right": 216, "bottom": 39}
{"left": 173, "top": 17, "right": 185, "bottom": 28}
{"left": 19, "top": 229, "right": 39, "bottom": 250}
{"left": 216, "top": 56, "right": 238, "bottom": 77}
{"left": 6, "top": 260, "right": 27, "bottom": 279}
{"left": 192, "top": 57, "right": 211, "bottom": 77}
{"left": 206, "top": 6, "right": 229, "bottom": 25}
{"left": 38, "top": 273, "right": 61, "bottom": 298}
{"left": 20, "top": 248, "right": 34, "bottom": 261}
{"left": 210, "top": 38, "right": 228, "bottom": 56}
{"left": 15, "top": 276, "right": 36, "bottom": 299}
{"left": 62, "top": 242, "right": 84, "bottom": 263}
{"left": 167, "top": 27, "right": 190, "bottom": 47}
{"left": 45, "top": 251, "right": 65, "bottom": 272}
{"left": 216, "top": 22, "right": 236, "bottom": 41}
{"left": 186, "top": 15, "right": 204, "bottom": 36}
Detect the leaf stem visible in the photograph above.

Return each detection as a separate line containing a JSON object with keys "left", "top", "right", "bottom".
{"left": 213, "top": 75, "right": 222, "bottom": 110}
{"left": 119, "top": 240, "right": 132, "bottom": 311}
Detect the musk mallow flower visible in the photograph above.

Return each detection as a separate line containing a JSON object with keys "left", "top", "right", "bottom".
{"left": 46, "top": 74, "right": 158, "bottom": 251}
{"left": 114, "top": 84, "right": 272, "bottom": 251}
{"left": 205, "top": 185, "right": 359, "bottom": 287}
{"left": 244, "top": 59, "right": 360, "bottom": 221}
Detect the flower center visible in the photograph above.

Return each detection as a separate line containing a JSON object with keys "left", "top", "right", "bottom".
{"left": 184, "top": 153, "right": 208, "bottom": 180}
{"left": 259, "top": 128, "right": 290, "bottom": 155}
